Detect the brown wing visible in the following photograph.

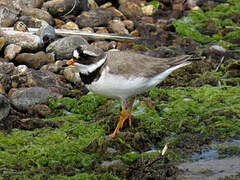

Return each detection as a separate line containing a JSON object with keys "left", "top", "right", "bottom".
{"left": 105, "top": 51, "right": 191, "bottom": 78}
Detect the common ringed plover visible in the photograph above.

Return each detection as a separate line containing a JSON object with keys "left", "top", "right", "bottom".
{"left": 67, "top": 45, "right": 195, "bottom": 137}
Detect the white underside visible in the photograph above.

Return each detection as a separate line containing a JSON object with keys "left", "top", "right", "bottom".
{"left": 86, "top": 62, "right": 190, "bottom": 100}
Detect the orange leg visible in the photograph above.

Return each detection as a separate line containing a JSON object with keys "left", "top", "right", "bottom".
{"left": 121, "top": 96, "right": 135, "bottom": 128}
{"left": 109, "top": 107, "right": 126, "bottom": 137}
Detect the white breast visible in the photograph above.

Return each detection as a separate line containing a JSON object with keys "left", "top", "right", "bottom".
{"left": 86, "top": 66, "right": 150, "bottom": 100}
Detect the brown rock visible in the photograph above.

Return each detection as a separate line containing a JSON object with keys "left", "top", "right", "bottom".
{"left": 88, "top": 0, "right": 99, "bottom": 10}
{"left": 15, "top": 51, "right": 50, "bottom": 69}
{"left": 123, "top": 20, "right": 134, "bottom": 31}
{"left": 91, "top": 41, "right": 117, "bottom": 51}
{"left": 42, "top": 0, "right": 88, "bottom": 17}
{"left": 119, "top": 2, "right": 143, "bottom": 19}
{"left": 61, "top": 21, "right": 79, "bottom": 30}
{"left": 95, "top": 27, "right": 109, "bottom": 34}
{"left": 0, "top": 38, "right": 5, "bottom": 52}
{"left": 100, "top": 2, "right": 112, "bottom": 8}
{"left": 21, "top": 7, "right": 53, "bottom": 25}
{"left": 108, "top": 7, "right": 125, "bottom": 18}
{"left": 81, "top": 27, "right": 95, "bottom": 33}
{"left": 108, "top": 19, "right": 129, "bottom": 35}
{"left": 76, "top": 8, "right": 114, "bottom": 28}
{"left": 13, "top": 21, "right": 29, "bottom": 32}
{"left": 19, "top": 16, "right": 44, "bottom": 28}
{"left": 28, "top": 104, "right": 51, "bottom": 117}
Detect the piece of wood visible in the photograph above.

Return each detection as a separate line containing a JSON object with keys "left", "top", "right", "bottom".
{"left": 0, "top": 27, "right": 139, "bottom": 41}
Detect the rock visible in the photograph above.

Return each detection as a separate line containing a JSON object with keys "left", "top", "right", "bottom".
{"left": 11, "top": 69, "right": 70, "bottom": 95}
{"left": 99, "top": 160, "right": 129, "bottom": 176}
{"left": 37, "top": 24, "right": 56, "bottom": 45}
{"left": 15, "top": 51, "right": 50, "bottom": 69}
{"left": 46, "top": 35, "right": 89, "bottom": 60}
{"left": 13, "top": 21, "right": 29, "bottom": 32}
{"left": 28, "top": 104, "right": 52, "bottom": 117}
{"left": 42, "top": 0, "right": 88, "bottom": 17}
{"left": 41, "top": 60, "right": 67, "bottom": 73}
{"left": 209, "top": 45, "right": 227, "bottom": 56}
{"left": 95, "top": 27, "right": 109, "bottom": 34}
{"left": 61, "top": 21, "right": 79, "bottom": 30}
{"left": 0, "top": 94, "right": 10, "bottom": 121}
{"left": 0, "top": 7, "right": 18, "bottom": 27}
{"left": 0, "top": 73, "right": 11, "bottom": 94}
{"left": 0, "top": 30, "right": 44, "bottom": 51}
{"left": 108, "top": 7, "right": 124, "bottom": 18}
{"left": 80, "top": 27, "right": 94, "bottom": 33}
{"left": 13, "top": 65, "right": 29, "bottom": 75}
{"left": 91, "top": 41, "right": 117, "bottom": 51}
{"left": 76, "top": 8, "right": 114, "bottom": 28}
{"left": 4, "top": 44, "right": 22, "bottom": 60}
{"left": 108, "top": 19, "right": 129, "bottom": 35}
{"left": 20, "top": 0, "right": 44, "bottom": 8}
{"left": 100, "top": 2, "right": 112, "bottom": 8}
{"left": 9, "top": 87, "right": 61, "bottom": 112}
{"left": 88, "top": 0, "right": 99, "bottom": 10}
{"left": 142, "top": 5, "right": 154, "bottom": 16}
{"left": 119, "top": 2, "right": 142, "bottom": 19}
{"left": 21, "top": 7, "right": 53, "bottom": 25}
{"left": 0, "top": 37, "right": 5, "bottom": 52}
{"left": 0, "top": 62, "right": 15, "bottom": 75}
{"left": 63, "top": 66, "right": 81, "bottom": 84}
{"left": 123, "top": 20, "right": 134, "bottom": 32}
{"left": 19, "top": 16, "right": 43, "bottom": 28}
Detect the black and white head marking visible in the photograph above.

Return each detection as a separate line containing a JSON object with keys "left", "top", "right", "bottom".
{"left": 72, "top": 45, "right": 106, "bottom": 75}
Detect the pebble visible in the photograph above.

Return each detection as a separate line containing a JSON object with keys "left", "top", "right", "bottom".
{"left": 21, "top": 7, "right": 53, "bottom": 25}
{"left": 0, "top": 38, "right": 5, "bottom": 52}
{"left": 42, "top": 0, "right": 88, "bottom": 17}
{"left": 0, "top": 30, "right": 44, "bottom": 51}
{"left": 15, "top": 51, "right": 50, "bottom": 69}
{"left": 108, "top": 19, "right": 129, "bottom": 35}
{"left": 0, "top": 7, "right": 18, "bottom": 27}
{"left": 4, "top": 44, "right": 22, "bottom": 60}
{"left": 119, "top": 2, "right": 143, "bottom": 19}
{"left": 46, "top": 35, "right": 89, "bottom": 60}
{"left": 0, "top": 94, "right": 10, "bottom": 121}
{"left": 76, "top": 8, "right": 114, "bottom": 28}
{"left": 9, "top": 87, "right": 61, "bottom": 112}
{"left": 13, "top": 21, "right": 29, "bottom": 32}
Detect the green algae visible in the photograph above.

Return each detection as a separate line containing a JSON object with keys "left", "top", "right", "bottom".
{"left": 173, "top": 1, "right": 240, "bottom": 44}
{"left": 1, "top": 86, "right": 240, "bottom": 179}
{"left": 137, "top": 86, "right": 240, "bottom": 139}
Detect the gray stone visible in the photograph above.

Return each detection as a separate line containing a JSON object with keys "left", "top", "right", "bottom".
{"left": 0, "top": 30, "right": 44, "bottom": 51}
{"left": 42, "top": 0, "right": 88, "bottom": 17}
{"left": 0, "top": 7, "right": 18, "bottom": 27}
{"left": 0, "top": 73, "right": 11, "bottom": 94}
{"left": 37, "top": 24, "right": 56, "bottom": 45}
{"left": 0, "top": 62, "right": 15, "bottom": 75}
{"left": 11, "top": 69, "right": 71, "bottom": 95}
{"left": 9, "top": 87, "right": 61, "bottom": 112}
{"left": 0, "top": 94, "right": 10, "bottom": 121}
{"left": 46, "top": 35, "right": 88, "bottom": 60}
{"left": 4, "top": 44, "right": 22, "bottom": 60}
{"left": 99, "top": 160, "right": 128, "bottom": 176}
{"left": 20, "top": 0, "right": 44, "bottom": 8}
{"left": 76, "top": 8, "right": 114, "bottom": 28}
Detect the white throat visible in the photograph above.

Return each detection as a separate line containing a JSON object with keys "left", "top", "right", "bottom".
{"left": 74, "top": 54, "right": 106, "bottom": 75}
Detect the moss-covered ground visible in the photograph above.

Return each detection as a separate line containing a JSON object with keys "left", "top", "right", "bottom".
{"left": 1, "top": 85, "right": 240, "bottom": 179}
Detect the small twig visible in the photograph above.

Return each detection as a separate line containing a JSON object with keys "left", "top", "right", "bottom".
{"left": 144, "top": 142, "right": 170, "bottom": 168}
{"left": 0, "top": 27, "right": 139, "bottom": 41}
{"left": 225, "top": 26, "right": 240, "bottom": 29}
{"left": 215, "top": 56, "right": 225, "bottom": 72}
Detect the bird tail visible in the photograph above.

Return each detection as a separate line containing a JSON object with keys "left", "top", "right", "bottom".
{"left": 168, "top": 55, "right": 202, "bottom": 66}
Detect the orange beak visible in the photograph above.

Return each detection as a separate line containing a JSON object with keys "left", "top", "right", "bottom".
{"left": 67, "top": 58, "right": 75, "bottom": 65}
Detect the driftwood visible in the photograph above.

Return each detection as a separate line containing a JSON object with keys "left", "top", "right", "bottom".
{"left": 0, "top": 27, "right": 139, "bottom": 41}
